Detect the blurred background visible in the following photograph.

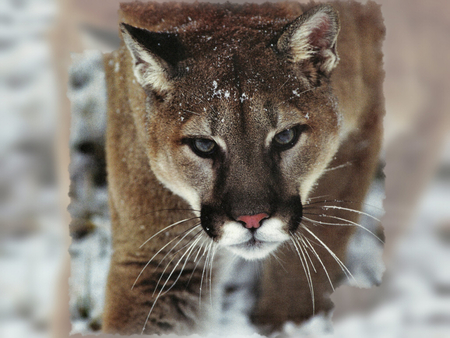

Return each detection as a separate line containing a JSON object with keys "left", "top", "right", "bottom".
{"left": 0, "top": 0, "right": 448, "bottom": 337}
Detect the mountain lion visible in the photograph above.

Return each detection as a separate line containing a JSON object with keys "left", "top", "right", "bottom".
{"left": 102, "top": 1, "right": 384, "bottom": 335}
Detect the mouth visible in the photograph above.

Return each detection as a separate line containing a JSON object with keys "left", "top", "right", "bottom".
{"left": 217, "top": 218, "right": 291, "bottom": 260}
{"left": 227, "top": 236, "right": 282, "bottom": 260}
{"left": 231, "top": 236, "right": 269, "bottom": 248}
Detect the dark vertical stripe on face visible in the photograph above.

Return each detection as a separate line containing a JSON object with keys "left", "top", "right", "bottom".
{"left": 232, "top": 53, "right": 248, "bottom": 136}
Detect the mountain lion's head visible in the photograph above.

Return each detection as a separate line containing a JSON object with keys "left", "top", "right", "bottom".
{"left": 121, "top": 5, "right": 342, "bottom": 260}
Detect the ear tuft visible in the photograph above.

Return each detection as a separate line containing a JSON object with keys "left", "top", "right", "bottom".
{"left": 277, "top": 5, "right": 340, "bottom": 75}
{"left": 120, "top": 23, "right": 186, "bottom": 93}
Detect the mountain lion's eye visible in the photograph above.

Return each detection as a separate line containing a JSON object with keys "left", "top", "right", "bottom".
{"left": 273, "top": 126, "right": 301, "bottom": 150}
{"left": 190, "top": 138, "right": 217, "bottom": 157}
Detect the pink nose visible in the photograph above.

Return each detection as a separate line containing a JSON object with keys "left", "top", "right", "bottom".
{"left": 237, "top": 213, "right": 269, "bottom": 229}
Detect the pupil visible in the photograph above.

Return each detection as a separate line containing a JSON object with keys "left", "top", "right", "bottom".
{"left": 196, "top": 139, "right": 214, "bottom": 152}
{"left": 276, "top": 129, "right": 294, "bottom": 144}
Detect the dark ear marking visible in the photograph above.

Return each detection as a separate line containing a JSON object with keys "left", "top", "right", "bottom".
{"left": 277, "top": 4, "right": 340, "bottom": 76}
{"left": 121, "top": 23, "right": 186, "bottom": 68}
{"left": 120, "top": 23, "right": 187, "bottom": 92}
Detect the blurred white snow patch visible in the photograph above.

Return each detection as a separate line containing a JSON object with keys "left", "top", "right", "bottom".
{"left": 334, "top": 303, "right": 403, "bottom": 338}
{"left": 279, "top": 314, "right": 333, "bottom": 337}
{"left": 0, "top": 228, "right": 64, "bottom": 338}
{"left": 145, "top": 334, "right": 267, "bottom": 338}
{"left": 0, "top": 0, "right": 61, "bottom": 337}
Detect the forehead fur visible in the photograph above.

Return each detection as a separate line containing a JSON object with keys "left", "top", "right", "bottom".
{"left": 119, "top": 2, "right": 316, "bottom": 65}
{"left": 119, "top": 2, "right": 314, "bottom": 32}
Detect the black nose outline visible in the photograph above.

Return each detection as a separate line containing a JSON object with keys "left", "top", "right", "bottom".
{"left": 285, "top": 195, "right": 303, "bottom": 233}
{"left": 200, "top": 195, "right": 303, "bottom": 239}
{"left": 200, "top": 204, "right": 221, "bottom": 239}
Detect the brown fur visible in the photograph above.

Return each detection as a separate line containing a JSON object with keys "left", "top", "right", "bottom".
{"left": 102, "top": 1, "right": 384, "bottom": 335}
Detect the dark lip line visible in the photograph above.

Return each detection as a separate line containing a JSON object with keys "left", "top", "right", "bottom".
{"left": 230, "top": 238, "right": 280, "bottom": 248}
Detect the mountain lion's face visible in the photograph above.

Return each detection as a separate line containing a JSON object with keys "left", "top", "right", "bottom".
{"left": 122, "top": 5, "right": 341, "bottom": 260}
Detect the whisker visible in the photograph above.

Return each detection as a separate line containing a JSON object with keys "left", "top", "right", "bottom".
{"left": 276, "top": 78, "right": 290, "bottom": 93}
{"left": 131, "top": 208, "right": 200, "bottom": 221}
{"left": 301, "top": 234, "right": 335, "bottom": 291}
{"left": 132, "top": 231, "right": 188, "bottom": 290}
{"left": 270, "top": 251, "right": 288, "bottom": 273}
{"left": 296, "top": 237, "right": 315, "bottom": 313}
{"left": 152, "top": 226, "right": 202, "bottom": 295}
{"left": 303, "top": 215, "right": 384, "bottom": 244}
{"left": 209, "top": 244, "right": 217, "bottom": 308}
{"left": 290, "top": 236, "right": 315, "bottom": 313}
{"left": 302, "top": 226, "right": 358, "bottom": 286}
{"left": 141, "top": 229, "right": 201, "bottom": 335}
{"left": 320, "top": 205, "right": 381, "bottom": 222}
{"left": 302, "top": 199, "right": 384, "bottom": 213}
{"left": 182, "top": 108, "right": 201, "bottom": 116}
{"left": 199, "top": 241, "right": 213, "bottom": 307}
{"left": 160, "top": 233, "right": 203, "bottom": 295}
{"left": 322, "top": 161, "right": 353, "bottom": 172}
{"left": 187, "top": 239, "right": 207, "bottom": 286}
{"left": 154, "top": 227, "right": 202, "bottom": 271}
{"left": 132, "top": 224, "right": 200, "bottom": 291}
{"left": 295, "top": 234, "right": 316, "bottom": 273}
{"left": 304, "top": 195, "right": 332, "bottom": 204}
{"left": 302, "top": 215, "right": 359, "bottom": 226}
{"left": 139, "top": 217, "right": 200, "bottom": 248}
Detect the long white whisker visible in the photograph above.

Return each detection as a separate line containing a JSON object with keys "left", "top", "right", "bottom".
{"left": 303, "top": 199, "right": 384, "bottom": 213}
{"left": 276, "top": 78, "right": 290, "bottom": 92}
{"left": 295, "top": 234, "right": 316, "bottom": 273}
{"left": 304, "top": 195, "right": 332, "bottom": 204}
{"left": 139, "top": 217, "right": 198, "bottom": 248}
{"left": 199, "top": 241, "right": 213, "bottom": 307}
{"left": 302, "top": 216, "right": 357, "bottom": 227}
{"left": 320, "top": 205, "right": 381, "bottom": 223}
{"left": 301, "top": 234, "right": 334, "bottom": 291}
{"left": 141, "top": 231, "right": 201, "bottom": 335}
{"left": 161, "top": 234, "right": 203, "bottom": 295}
{"left": 290, "top": 236, "right": 315, "bottom": 313}
{"left": 154, "top": 225, "right": 202, "bottom": 271}
{"left": 152, "top": 226, "right": 201, "bottom": 296}
{"left": 132, "top": 229, "right": 191, "bottom": 290}
{"left": 157, "top": 235, "right": 202, "bottom": 296}
{"left": 302, "top": 226, "right": 359, "bottom": 286}
{"left": 323, "top": 161, "right": 353, "bottom": 172}
{"left": 182, "top": 109, "right": 201, "bottom": 116}
{"left": 303, "top": 215, "right": 384, "bottom": 244}
{"left": 209, "top": 244, "right": 217, "bottom": 308}
{"left": 296, "top": 237, "right": 315, "bottom": 313}
{"left": 187, "top": 238, "right": 207, "bottom": 285}
{"left": 270, "top": 251, "right": 288, "bottom": 273}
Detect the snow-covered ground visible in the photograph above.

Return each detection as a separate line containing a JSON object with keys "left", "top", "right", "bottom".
{"left": 0, "top": 0, "right": 449, "bottom": 338}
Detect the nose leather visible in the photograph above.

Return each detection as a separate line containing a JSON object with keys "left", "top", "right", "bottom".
{"left": 237, "top": 213, "right": 269, "bottom": 229}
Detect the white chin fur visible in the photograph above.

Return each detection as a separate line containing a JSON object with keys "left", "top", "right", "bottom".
{"left": 219, "top": 218, "right": 290, "bottom": 260}
{"left": 226, "top": 241, "right": 283, "bottom": 260}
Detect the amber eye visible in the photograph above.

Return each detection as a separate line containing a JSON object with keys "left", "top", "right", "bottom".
{"left": 190, "top": 138, "right": 217, "bottom": 157}
{"left": 273, "top": 126, "right": 301, "bottom": 150}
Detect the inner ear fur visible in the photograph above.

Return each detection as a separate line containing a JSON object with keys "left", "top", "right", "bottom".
{"left": 277, "top": 4, "right": 340, "bottom": 76}
{"left": 120, "top": 23, "right": 186, "bottom": 93}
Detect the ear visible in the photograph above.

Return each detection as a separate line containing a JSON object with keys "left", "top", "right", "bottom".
{"left": 120, "top": 23, "right": 186, "bottom": 93}
{"left": 277, "top": 5, "right": 340, "bottom": 76}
